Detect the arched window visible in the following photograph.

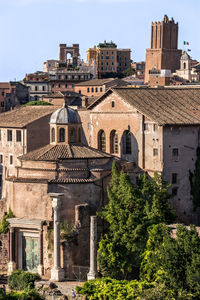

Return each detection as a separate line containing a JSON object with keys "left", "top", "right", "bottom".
{"left": 110, "top": 130, "right": 118, "bottom": 154}
{"left": 59, "top": 128, "right": 65, "bottom": 142}
{"left": 78, "top": 128, "right": 81, "bottom": 143}
{"left": 183, "top": 62, "right": 186, "bottom": 69}
{"left": 51, "top": 128, "right": 55, "bottom": 143}
{"left": 69, "top": 128, "right": 76, "bottom": 143}
{"left": 123, "top": 130, "right": 132, "bottom": 154}
{"left": 98, "top": 130, "right": 106, "bottom": 152}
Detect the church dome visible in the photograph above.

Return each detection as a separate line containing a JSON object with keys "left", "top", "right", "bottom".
{"left": 50, "top": 106, "right": 80, "bottom": 124}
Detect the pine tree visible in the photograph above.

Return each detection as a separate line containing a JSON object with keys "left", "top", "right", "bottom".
{"left": 98, "top": 162, "right": 175, "bottom": 279}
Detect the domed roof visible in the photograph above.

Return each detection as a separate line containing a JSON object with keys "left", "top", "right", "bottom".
{"left": 50, "top": 106, "right": 80, "bottom": 124}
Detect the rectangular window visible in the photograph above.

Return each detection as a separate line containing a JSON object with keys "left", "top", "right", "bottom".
{"left": 153, "top": 148, "right": 158, "bottom": 156}
{"left": 144, "top": 123, "right": 149, "bottom": 131}
{"left": 95, "top": 88, "right": 98, "bottom": 92}
{"left": 16, "top": 130, "right": 21, "bottom": 142}
{"left": 42, "top": 86, "right": 46, "bottom": 91}
{"left": 7, "top": 130, "right": 12, "bottom": 141}
{"left": 100, "top": 87, "right": 103, "bottom": 92}
{"left": 111, "top": 101, "right": 115, "bottom": 108}
{"left": 91, "top": 88, "right": 94, "bottom": 93}
{"left": 0, "top": 154, "right": 3, "bottom": 164}
{"left": 87, "top": 88, "right": 90, "bottom": 93}
{"left": 172, "top": 173, "right": 177, "bottom": 184}
{"left": 65, "top": 84, "right": 68, "bottom": 88}
{"left": 9, "top": 155, "right": 13, "bottom": 165}
{"left": 35, "top": 86, "right": 38, "bottom": 91}
{"left": 153, "top": 124, "right": 158, "bottom": 131}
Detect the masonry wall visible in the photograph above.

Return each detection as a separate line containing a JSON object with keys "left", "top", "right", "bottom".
{"left": 0, "top": 233, "right": 9, "bottom": 273}
{"left": 163, "top": 125, "right": 200, "bottom": 224}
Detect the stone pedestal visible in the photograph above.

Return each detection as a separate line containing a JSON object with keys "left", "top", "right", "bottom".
{"left": 87, "top": 216, "right": 97, "bottom": 280}
{"left": 50, "top": 267, "right": 65, "bottom": 282}
{"left": 8, "top": 261, "right": 16, "bottom": 275}
{"left": 49, "top": 193, "right": 65, "bottom": 282}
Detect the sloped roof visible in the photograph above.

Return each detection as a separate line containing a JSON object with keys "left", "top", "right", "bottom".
{"left": 75, "top": 78, "right": 116, "bottom": 86}
{"left": 19, "top": 144, "right": 112, "bottom": 161}
{"left": 0, "top": 82, "right": 10, "bottom": 89}
{"left": 0, "top": 106, "right": 60, "bottom": 128}
{"left": 89, "top": 87, "right": 200, "bottom": 125}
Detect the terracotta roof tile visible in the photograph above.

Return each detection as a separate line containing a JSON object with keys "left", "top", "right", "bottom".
{"left": 90, "top": 87, "right": 200, "bottom": 125}
{"left": 19, "top": 144, "right": 112, "bottom": 161}
{"left": 0, "top": 105, "right": 60, "bottom": 128}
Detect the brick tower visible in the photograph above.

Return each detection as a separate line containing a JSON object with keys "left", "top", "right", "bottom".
{"left": 145, "top": 15, "right": 182, "bottom": 83}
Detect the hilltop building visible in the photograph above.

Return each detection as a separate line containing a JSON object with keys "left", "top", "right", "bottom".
{"left": 87, "top": 41, "right": 131, "bottom": 78}
{"left": 145, "top": 15, "right": 182, "bottom": 85}
{"left": 0, "top": 82, "right": 29, "bottom": 112}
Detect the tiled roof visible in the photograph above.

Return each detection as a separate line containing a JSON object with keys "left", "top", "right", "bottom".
{"left": 0, "top": 106, "right": 60, "bottom": 128}
{"left": 18, "top": 144, "right": 112, "bottom": 161}
{"left": 0, "top": 82, "right": 10, "bottom": 89}
{"left": 75, "top": 78, "right": 115, "bottom": 86}
{"left": 6, "top": 176, "right": 97, "bottom": 184}
{"left": 90, "top": 87, "right": 200, "bottom": 125}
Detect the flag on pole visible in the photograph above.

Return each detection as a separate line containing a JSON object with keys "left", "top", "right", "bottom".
{"left": 184, "top": 41, "right": 189, "bottom": 45}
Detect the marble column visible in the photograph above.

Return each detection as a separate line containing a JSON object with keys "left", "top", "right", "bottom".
{"left": 37, "top": 229, "right": 44, "bottom": 275}
{"left": 8, "top": 227, "right": 16, "bottom": 274}
{"left": 87, "top": 216, "right": 97, "bottom": 280}
{"left": 49, "top": 193, "right": 65, "bottom": 281}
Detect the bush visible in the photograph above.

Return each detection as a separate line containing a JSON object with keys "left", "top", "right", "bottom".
{"left": 24, "top": 100, "right": 52, "bottom": 106}
{"left": 8, "top": 270, "right": 40, "bottom": 291}
{"left": 0, "top": 288, "right": 44, "bottom": 299}
{"left": 0, "top": 208, "right": 14, "bottom": 234}
{"left": 76, "top": 278, "right": 155, "bottom": 300}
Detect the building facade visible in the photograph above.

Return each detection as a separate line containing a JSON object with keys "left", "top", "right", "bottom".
{"left": 87, "top": 41, "right": 131, "bottom": 78}
{"left": 145, "top": 15, "right": 182, "bottom": 84}
{"left": 78, "top": 87, "right": 200, "bottom": 225}
{"left": 0, "top": 105, "right": 116, "bottom": 279}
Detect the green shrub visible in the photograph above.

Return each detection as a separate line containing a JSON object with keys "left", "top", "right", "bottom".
{"left": 0, "top": 288, "right": 44, "bottom": 299}
{"left": 76, "top": 278, "right": 155, "bottom": 300}
{"left": 24, "top": 100, "right": 52, "bottom": 106}
{"left": 8, "top": 270, "right": 40, "bottom": 291}
{"left": 0, "top": 208, "right": 14, "bottom": 234}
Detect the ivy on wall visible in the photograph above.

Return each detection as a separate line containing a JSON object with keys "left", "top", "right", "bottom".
{"left": 0, "top": 208, "right": 14, "bottom": 234}
{"left": 189, "top": 147, "right": 200, "bottom": 211}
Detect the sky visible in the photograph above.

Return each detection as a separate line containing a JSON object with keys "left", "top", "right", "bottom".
{"left": 0, "top": 0, "right": 199, "bottom": 81}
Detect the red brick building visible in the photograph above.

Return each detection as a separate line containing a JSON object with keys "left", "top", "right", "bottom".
{"left": 145, "top": 15, "right": 182, "bottom": 85}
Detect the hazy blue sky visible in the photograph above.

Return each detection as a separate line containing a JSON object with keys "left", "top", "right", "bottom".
{"left": 0, "top": 0, "right": 199, "bottom": 81}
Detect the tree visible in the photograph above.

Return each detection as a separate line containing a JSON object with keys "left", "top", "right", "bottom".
{"left": 141, "top": 224, "right": 200, "bottom": 296}
{"left": 98, "top": 163, "right": 175, "bottom": 279}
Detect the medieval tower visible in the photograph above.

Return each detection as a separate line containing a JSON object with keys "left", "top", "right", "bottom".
{"left": 145, "top": 15, "right": 182, "bottom": 83}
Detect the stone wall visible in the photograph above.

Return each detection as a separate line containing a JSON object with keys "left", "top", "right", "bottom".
{"left": 0, "top": 233, "right": 9, "bottom": 273}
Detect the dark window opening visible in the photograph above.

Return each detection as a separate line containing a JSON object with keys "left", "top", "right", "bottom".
{"left": 7, "top": 130, "right": 12, "bottom": 142}
{"left": 16, "top": 130, "right": 21, "bottom": 142}
{"left": 59, "top": 128, "right": 65, "bottom": 142}
{"left": 98, "top": 130, "right": 106, "bottom": 152}
{"left": 110, "top": 130, "right": 118, "bottom": 154}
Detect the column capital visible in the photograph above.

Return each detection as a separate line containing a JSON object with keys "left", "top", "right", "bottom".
{"left": 48, "top": 193, "right": 64, "bottom": 209}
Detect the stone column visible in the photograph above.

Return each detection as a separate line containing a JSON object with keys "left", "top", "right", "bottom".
{"left": 37, "top": 229, "right": 44, "bottom": 275}
{"left": 49, "top": 193, "right": 65, "bottom": 282}
{"left": 8, "top": 227, "right": 16, "bottom": 274}
{"left": 87, "top": 216, "right": 97, "bottom": 280}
